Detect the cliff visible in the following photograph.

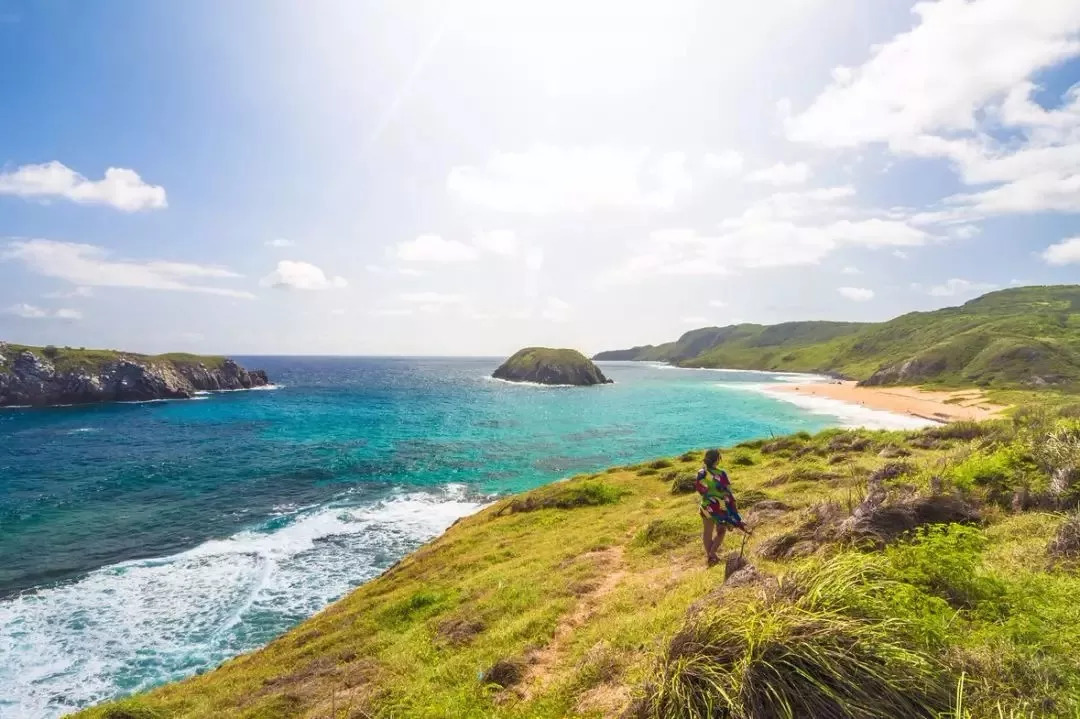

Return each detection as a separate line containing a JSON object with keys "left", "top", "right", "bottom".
{"left": 0, "top": 343, "right": 269, "bottom": 407}
{"left": 493, "top": 347, "right": 612, "bottom": 386}
{"left": 78, "top": 412, "right": 1080, "bottom": 718}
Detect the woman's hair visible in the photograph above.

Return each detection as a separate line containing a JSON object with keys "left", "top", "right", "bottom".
{"left": 703, "top": 448, "right": 721, "bottom": 468}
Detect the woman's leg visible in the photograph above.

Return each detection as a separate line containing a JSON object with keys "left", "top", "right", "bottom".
{"left": 710, "top": 526, "right": 727, "bottom": 558}
{"left": 702, "top": 514, "right": 716, "bottom": 560}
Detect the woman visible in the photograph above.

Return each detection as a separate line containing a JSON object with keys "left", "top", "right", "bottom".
{"left": 695, "top": 448, "right": 747, "bottom": 566}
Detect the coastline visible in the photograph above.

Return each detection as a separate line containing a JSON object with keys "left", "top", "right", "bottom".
{"left": 768, "top": 380, "right": 1007, "bottom": 423}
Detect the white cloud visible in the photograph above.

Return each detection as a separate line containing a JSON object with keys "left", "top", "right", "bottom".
{"left": 365, "top": 264, "right": 427, "bottom": 277}
{"left": 0, "top": 161, "right": 166, "bottom": 211}
{"left": 43, "top": 285, "right": 94, "bottom": 299}
{"left": 395, "top": 234, "right": 479, "bottom": 263}
{"left": 786, "top": 1, "right": 1080, "bottom": 149}
{"left": 745, "top": 161, "right": 810, "bottom": 186}
{"left": 1042, "top": 236, "right": 1080, "bottom": 265}
{"left": 893, "top": 250, "right": 909, "bottom": 259}
{"left": 841, "top": 265, "right": 861, "bottom": 275}
{"left": 703, "top": 150, "right": 744, "bottom": 175}
{"left": 600, "top": 215, "right": 929, "bottom": 286}
{"left": 265, "top": 238, "right": 294, "bottom": 248}
{"left": 919, "top": 278, "right": 999, "bottom": 297}
{"left": 398, "top": 292, "right": 463, "bottom": 305}
{"left": 786, "top": 0, "right": 1080, "bottom": 220}
{"left": 472, "top": 229, "right": 519, "bottom": 256}
{"left": 4, "top": 303, "right": 82, "bottom": 320}
{"left": 3, "top": 239, "right": 253, "bottom": 298}
{"left": 370, "top": 308, "right": 414, "bottom": 317}
{"left": 446, "top": 146, "right": 692, "bottom": 212}
{"left": 838, "top": 286, "right": 874, "bottom": 301}
{"left": 259, "top": 261, "right": 347, "bottom": 290}
{"left": 541, "top": 296, "right": 572, "bottom": 321}
{"left": 708, "top": 299, "right": 727, "bottom": 308}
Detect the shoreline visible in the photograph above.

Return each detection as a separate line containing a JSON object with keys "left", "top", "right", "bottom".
{"left": 768, "top": 380, "right": 1007, "bottom": 423}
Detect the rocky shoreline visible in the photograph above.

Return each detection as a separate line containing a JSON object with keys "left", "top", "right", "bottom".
{"left": 0, "top": 345, "right": 270, "bottom": 407}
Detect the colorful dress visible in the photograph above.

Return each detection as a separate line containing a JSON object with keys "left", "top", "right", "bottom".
{"left": 695, "top": 466, "right": 744, "bottom": 529}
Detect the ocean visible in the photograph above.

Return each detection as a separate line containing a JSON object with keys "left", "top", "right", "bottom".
{"left": 0, "top": 357, "right": 929, "bottom": 718}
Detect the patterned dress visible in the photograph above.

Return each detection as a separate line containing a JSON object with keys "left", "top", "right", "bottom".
{"left": 695, "top": 466, "right": 744, "bottom": 529}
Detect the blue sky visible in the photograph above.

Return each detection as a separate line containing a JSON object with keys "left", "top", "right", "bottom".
{"left": 1, "top": 0, "right": 1078, "bottom": 356}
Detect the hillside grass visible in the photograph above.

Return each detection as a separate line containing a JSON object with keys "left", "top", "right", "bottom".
{"left": 76, "top": 410, "right": 1080, "bottom": 719}
{"left": 595, "top": 286, "right": 1080, "bottom": 392}
{"left": 0, "top": 343, "right": 227, "bottom": 374}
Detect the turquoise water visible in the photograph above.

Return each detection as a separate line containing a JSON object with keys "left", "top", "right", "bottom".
{"left": 0, "top": 357, "right": 920, "bottom": 718}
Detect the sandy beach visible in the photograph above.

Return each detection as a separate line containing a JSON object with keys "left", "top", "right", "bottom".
{"left": 770, "top": 381, "right": 1007, "bottom": 423}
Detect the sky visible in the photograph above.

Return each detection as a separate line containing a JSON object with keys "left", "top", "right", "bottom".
{"left": 1, "top": 0, "right": 1079, "bottom": 356}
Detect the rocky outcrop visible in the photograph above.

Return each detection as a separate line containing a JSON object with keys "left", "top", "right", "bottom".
{"left": 0, "top": 346, "right": 270, "bottom": 407}
{"left": 860, "top": 356, "right": 948, "bottom": 386}
{"left": 493, "top": 347, "right": 612, "bottom": 386}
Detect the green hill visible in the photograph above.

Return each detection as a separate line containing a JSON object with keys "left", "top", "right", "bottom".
{"left": 78, "top": 412, "right": 1080, "bottom": 718}
{"left": 594, "top": 286, "right": 1080, "bottom": 391}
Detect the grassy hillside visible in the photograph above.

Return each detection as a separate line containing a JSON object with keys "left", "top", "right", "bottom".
{"left": 0, "top": 343, "right": 227, "bottom": 373}
{"left": 79, "top": 410, "right": 1080, "bottom": 718}
{"left": 594, "top": 286, "right": 1080, "bottom": 391}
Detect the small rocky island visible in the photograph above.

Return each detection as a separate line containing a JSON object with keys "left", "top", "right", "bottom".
{"left": 492, "top": 347, "right": 612, "bottom": 386}
{"left": 0, "top": 342, "right": 270, "bottom": 407}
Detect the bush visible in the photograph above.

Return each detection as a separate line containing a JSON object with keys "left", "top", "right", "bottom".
{"left": 649, "top": 458, "right": 674, "bottom": 470}
{"left": 884, "top": 526, "right": 1004, "bottom": 610}
{"left": 641, "top": 557, "right": 950, "bottom": 719}
{"left": 632, "top": 518, "right": 698, "bottom": 553}
{"left": 497, "top": 481, "right": 628, "bottom": 514}
{"left": 42, "top": 345, "right": 59, "bottom": 359}
{"left": 729, "top": 451, "right": 755, "bottom": 467}
{"left": 671, "top": 475, "right": 698, "bottom": 495}
{"left": 925, "top": 421, "right": 988, "bottom": 441}
{"left": 1048, "top": 513, "right": 1080, "bottom": 561}
{"left": 637, "top": 467, "right": 660, "bottom": 477}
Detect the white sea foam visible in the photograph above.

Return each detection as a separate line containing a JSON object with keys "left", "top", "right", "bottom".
{"left": 721, "top": 383, "right": 936, "bottom": 430}
{"left": 65, "top": 427, "right": 99, "bottom": 434}
{"left": 0, "top": 487, "right": 485, "bottom": 719}
{"left": 484, "top": 376, "right": 580, "bottom": 389}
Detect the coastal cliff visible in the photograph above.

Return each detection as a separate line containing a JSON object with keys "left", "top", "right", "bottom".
{"left": 0, "top": 343, "right": 269, "bottom": 407}
{"left": 493, "top": 347, "right": 612, "bottom": 386}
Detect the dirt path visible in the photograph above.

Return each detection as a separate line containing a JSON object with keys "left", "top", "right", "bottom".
{"left": 519, "top": 546, "right": 627, "bottom": 700}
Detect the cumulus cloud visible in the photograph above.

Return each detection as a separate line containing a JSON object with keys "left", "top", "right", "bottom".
{"left": 786, "top": 0, "right": 1080, "bottom": 219}
{"left": 1042, "top": 236, "right": 1080, "bottom": 265}
{"left": 446, "top": 146, "right": 692, "bottom": 212}
{"left": 913, "top": 278, "right": 998, "bottom": 297}
{"left": 703, "top": 150, "right": 744, "bottom": 176}
{"left": 3, "top": 303, "right": 82, "bottom": 320}
{"left": 745, "top": 161, "right": 810, "bottom": 186}
{"left": 3, "top": 239, "right": 253, "bottom": 298}
{"left": 259, "top": 261, "right": 347, "bottom": 290}
{"left": 837, "top": 286, "right": 874, "bottom": 301}
{"left": 0, "top": 161, "right": 166, "bottom": 211}
{"left": 472, "top": 229, "right": 519, "bottom": 256}
{"left": 395, "top": 234, "right": 479, "bottom": 263}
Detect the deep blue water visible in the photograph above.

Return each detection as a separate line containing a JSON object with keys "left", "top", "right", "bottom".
{"left": 0, "top": 357, "right": 915, "bottom": 718}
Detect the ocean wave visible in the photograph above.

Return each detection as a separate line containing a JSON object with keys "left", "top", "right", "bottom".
{"left": 652, "top": 364, "right": 833, "bottom": 382}
{"left": 718, "top": 383, "right": 937, "bottom": 431}
{"left": 0, "top": 487, "right": 486, "bottom": 719}
{"left": 483, "top": 376, "right": 580, "bottom": 389}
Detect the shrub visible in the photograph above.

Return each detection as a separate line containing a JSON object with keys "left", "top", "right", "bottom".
{"left": 637, "top": 467, "right": 660, "bottom": 477}
{"left": 642, "top": 558, "right": 950, "bottom": 719}
{"left": 671, "top": 475, "right": 698, "bottom": 495}
{"left": 632, "top": 518, "right": 697, "bottom": 553}
{"left": 1048, "top": 513, "right": 1080, "bottom": 561}
{"left": 884, "top": 526, "right": 1004, "bottom": 610}
{"left": 42, "top": 345, "right": 59, "bottom": 359}
{"left": 649, "top": 458, "right": 674, "bottom": 470}
{"left": 729, "top": 451, "right": 755, "bottom": 467}
{"left": 680, "top": 450, "right": 700, "bottom": 462}
{"left": 497, "top": 481, "right": 628, "bottom": 514}
{"left": 925, "top": 421, "right": 987, "bottom": 441}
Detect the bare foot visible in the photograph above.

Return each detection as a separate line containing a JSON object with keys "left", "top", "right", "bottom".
{"left": 707, "top": 554, "right": 720, "bottom": 567}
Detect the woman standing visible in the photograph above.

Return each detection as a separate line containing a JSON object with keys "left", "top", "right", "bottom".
{"left": 695, "top": 448, "right": 747, "bottom": 566}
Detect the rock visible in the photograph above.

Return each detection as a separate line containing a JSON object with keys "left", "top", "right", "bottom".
{"left": 878, "top": 446, "right": 912, "bottom": 459}
{"left": 492, "top": 347, "right": 612, "bottom": 386}
{"left": 0, "top": 346, "right": 270, "bottom": 407}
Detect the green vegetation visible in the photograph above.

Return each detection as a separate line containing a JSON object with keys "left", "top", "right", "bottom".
{"left": 78, "top": 409, "right": 1080, "bottom": 719}
{"left": 493, "top": 347, "right": 611, "bottom": 386}
{"left": 594, "top": 285, "right": 1080, "bottom": 391}
{"left": 0, "top": 343, "right": 227, "bottom": 374}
